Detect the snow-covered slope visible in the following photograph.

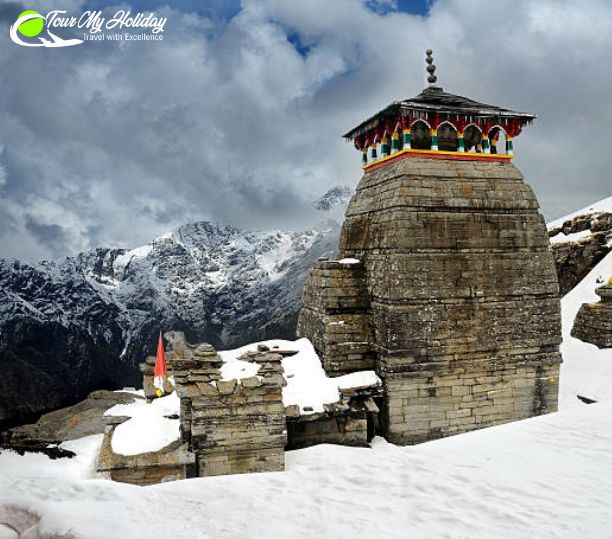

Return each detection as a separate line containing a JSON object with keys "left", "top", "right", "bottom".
{"left": 547, "top": 196, "right": 612, "bottom": 230}
{"left": 0, "top": 220, "right": 340, "bottom": 427}
{"left": 1, "top": 255, "right": 612, "bottom": 538}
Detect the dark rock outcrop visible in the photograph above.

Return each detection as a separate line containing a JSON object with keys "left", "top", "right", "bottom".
{"left": 549, "top": 212, "right": 612, "bottom": 295}
{"left": 2, "top": 390, "right": 138, "bottom": 446}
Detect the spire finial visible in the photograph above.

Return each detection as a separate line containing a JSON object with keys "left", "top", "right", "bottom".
{"left": 426, "top": 48, "right": 437, "bottom": 86}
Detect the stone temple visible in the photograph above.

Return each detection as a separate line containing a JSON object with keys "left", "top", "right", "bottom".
{"left": 297, "top": 50, "right": 562, "bottom": 445}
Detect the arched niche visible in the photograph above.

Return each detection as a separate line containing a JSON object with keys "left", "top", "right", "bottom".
{"left": 464, "top": 124, "right": 482, "bottom": 152}
{"left": 437, "top": 121, "right": 458, "bottom": 152}
{"left": 411, "top": 120, "right": 431, "bottom": 150}
{"left": 488, "top": 125, "right": 507, "bottom": 155}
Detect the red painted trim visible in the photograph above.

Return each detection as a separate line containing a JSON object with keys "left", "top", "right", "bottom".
{"left": 364, "top": 149, "right": 511, "bottom": 173}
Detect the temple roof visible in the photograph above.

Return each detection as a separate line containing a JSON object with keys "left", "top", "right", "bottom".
{"left": 343, "top": 49, "right": 536, "bottom": 142}
{"left": 343, "top": 86, "right": 536, "bottom": 140}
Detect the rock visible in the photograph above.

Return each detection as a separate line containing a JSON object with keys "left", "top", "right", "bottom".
{"left": 285, "top": 404, "right": 300, "bottom": 418}
{"left": 241, "top": 376, "right": 262, "bottom": 388}
{"left": 217, "top": 380, "right": 237, "bottom": 395}
{"left": 550, "top": 212, "right": 612, "bottom": 294}
{"left": 3, "top": 390, "right": 138, "bottom": 445}
{"left": 97, "top": 434, "right": 196, "bottom": 486}
{"left": 168, "top": 333, "right": 287, "bottom": 477}
{"left": 257, "top": 344, "right": 270, "bottom": 352}
{"left": 262, "top": 374, "right": 286, "bottom": 387}
{"left": 196, "top": 382, "right": 220, "bottom": 397}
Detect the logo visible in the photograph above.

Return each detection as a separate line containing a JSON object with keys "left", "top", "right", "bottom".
{"left": 10, "top": 9, "right": 167, "bottom": 47}
{"left": 10, "top": 10, "right": 84, "bottom": 47}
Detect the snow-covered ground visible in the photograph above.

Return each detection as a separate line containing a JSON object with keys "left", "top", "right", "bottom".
{"left": 1, "top": 252, "right": 612, "bottom": 538}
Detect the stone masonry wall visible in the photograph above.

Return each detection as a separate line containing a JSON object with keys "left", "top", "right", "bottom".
{"left": 299, "top": 157, "right": 562, "bottom": 445}
{"left": 571, "top": 283, "right": 612, "bottom": 348}
{"left": 297, "top": 259, "right": 376, "bottom": 375}
{"left": 167, "top": 332, "right": 286, "bottom": 477}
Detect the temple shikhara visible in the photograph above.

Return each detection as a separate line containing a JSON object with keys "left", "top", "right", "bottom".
{"left": 298, "top": 50, "right": 562, "bottom": 445}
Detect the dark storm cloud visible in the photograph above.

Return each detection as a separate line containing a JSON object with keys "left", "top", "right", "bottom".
{"left": 24, "top": 219, "right": 71, "bottom": 255}
{"left": 0, "top": 0, "right": 610, "bottom": 261}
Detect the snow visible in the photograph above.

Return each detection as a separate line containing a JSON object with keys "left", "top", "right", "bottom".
{"left": 104, "top": 392, "right": 180, "bottom": 456}
{"left": 335, "top": 370, "right": 381, "bottom": 390}
{"left": 2, "top": 403, "right": 612, "bottom": 537}
{"left": 259, "top": 233, "right": 293, "bottom": 282}
{"left": 220, "top": 358, "right": 261, "bottom": 381}
{"left": 220, "top": 338, "right": 380, "bottom": 414}
{"left": 280, "top": 339, "right": 344, "bottom": 413}
{"left": 547, "top": 195, "right": 612, "bottom": 229}
{"left": 549, "top": 228, "right": 593, "bottom": 244}
{"left": 2, "top": 238, "right": 612, "bottom": 537}
{"left": 338, "top": 257, "right": 360, "bottom": 264}
{"left": 113, "top": 244, "right": 153, "bottom": 270}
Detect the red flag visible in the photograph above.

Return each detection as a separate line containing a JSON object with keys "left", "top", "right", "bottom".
{"left": 153, "top": 331, "right": 166, "bottom": 393}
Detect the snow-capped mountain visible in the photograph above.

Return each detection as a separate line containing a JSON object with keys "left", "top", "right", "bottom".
{"left": 312, "top": 185, "right": 353, "bottom": 212}
{"left": 0, "top": 221, "right": 340, "bottom": 428}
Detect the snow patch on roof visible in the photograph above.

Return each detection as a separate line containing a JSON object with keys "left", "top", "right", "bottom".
{"left": 336, "top": 371, "right": 381, "bottom": 390}
{"left": 219, "top": 357, "right": 261, "bottom": 382}
{"left": 105, "top": 392, "right": 180, "bottom": 456}
{"left": 220, "top": 338, "right": 381, "bottom": 414}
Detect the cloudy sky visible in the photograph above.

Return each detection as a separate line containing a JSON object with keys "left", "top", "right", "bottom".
{"left": 0, "top": 0, "right": 610, "bottom": 261}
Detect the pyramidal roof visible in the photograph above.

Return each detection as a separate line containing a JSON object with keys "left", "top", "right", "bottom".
{"left": 343, "top": 51, "right": 535, "bottom": 141}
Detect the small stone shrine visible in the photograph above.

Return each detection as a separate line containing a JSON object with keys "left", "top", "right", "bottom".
{"left": 571, "top": 282, "right": 612, "bottom": 348}
{"left": 166, "top": 332, "right": 288, "bottom": 477}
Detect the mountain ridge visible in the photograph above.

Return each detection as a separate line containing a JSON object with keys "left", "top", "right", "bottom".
{"left": 0, "top": 219, "right": 341, "bottom": 428}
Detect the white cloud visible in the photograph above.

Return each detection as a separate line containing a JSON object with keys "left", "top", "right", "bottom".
{"left": 0, "top": 0, "right": 611, "bottom": 261}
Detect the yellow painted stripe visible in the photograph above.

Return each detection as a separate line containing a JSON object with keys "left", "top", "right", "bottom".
{"left": 362, "top": 148, "right": 512, "bottom": 169}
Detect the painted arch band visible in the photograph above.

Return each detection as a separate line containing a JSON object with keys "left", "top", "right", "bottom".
{"left": 360, "top": 119, "right": 517, "bottom": 167}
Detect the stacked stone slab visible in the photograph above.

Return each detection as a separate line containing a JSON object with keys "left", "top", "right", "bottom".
{"left": 167, "top": 332, "right": 287, "bottom": 477}
{"left": 297, "top": 259, "right": 376, "bottom": 374}
{"left": 298, "top": 157, "right": 562, "bottom": 444}
{"left": 571, "top": 283, "right": 612, "bottom": 348}
{"left": 286, "top": 378, "right": 382, "bottom": 449}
